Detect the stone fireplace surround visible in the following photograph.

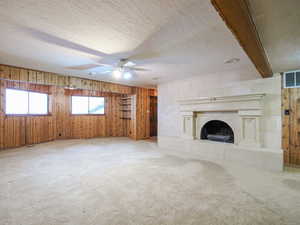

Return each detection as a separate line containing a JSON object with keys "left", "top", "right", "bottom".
{"left": 159, "top": 93, "right": 283, "bottom": 172}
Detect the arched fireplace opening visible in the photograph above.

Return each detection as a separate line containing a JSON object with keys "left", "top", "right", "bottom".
{"left": 201, "top": 120, "right": 234, "bottom": 143}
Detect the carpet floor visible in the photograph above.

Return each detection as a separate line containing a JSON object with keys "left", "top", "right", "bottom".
{"left": 0, "top": 138, "right": 299, "bottom": 225}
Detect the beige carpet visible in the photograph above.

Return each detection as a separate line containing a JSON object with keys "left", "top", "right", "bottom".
{"left": 0, "top": 138, "right": 299, "bottom": 225}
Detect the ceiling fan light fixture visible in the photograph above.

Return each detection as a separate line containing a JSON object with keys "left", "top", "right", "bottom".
{"left": 113, "top": 68, "right": 122, "bottom": 79}
{"left": 123, "top": 61, "right": 136, "bottom": 67}
{"left": 123, "top": 71, "right": 132, "bottom": 80}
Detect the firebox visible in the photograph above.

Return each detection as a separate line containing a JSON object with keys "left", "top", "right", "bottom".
{"left": 200, "top": 120, "right": 234, "bottom": 143}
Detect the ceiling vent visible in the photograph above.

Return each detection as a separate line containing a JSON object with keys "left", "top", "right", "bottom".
{"left": 283, "top": 70, "right": 300, "bottom": 88}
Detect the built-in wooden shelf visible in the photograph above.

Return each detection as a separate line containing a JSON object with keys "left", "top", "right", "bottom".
{"left": 121, "top": 97, "right": 132, "bottom": 100}
{"left": 120, "top": 95, "right": 132, "bottom": 120}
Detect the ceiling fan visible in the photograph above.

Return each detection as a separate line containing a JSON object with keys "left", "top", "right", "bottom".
{"left": 18, "top": 26, "right": 155, "bottom": 80}
{"left": 67, "top": 58, "right": 148, "bottom": 80}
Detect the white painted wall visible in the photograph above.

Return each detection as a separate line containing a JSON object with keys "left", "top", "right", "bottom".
{"left": 158, "top": 70, "right": 282, "bottom": 149}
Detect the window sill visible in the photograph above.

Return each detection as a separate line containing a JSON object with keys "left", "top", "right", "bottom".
{"left": 5, "top": 114, "right": 52, "bottom": 117}
{"left": 70, "top": 114, "right": 106, "bottom": 116}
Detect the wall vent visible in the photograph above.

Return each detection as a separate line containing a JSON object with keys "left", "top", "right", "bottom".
{"left": 284, "top": 70, "right": 300, "bottom": 88}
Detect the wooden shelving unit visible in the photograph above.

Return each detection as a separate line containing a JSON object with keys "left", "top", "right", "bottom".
{"left": 119, "top": 95, "right": 132, "bottom": 120}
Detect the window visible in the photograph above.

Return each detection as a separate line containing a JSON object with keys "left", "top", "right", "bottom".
{"left": 71, "top": 96, "right": 105, "bottom": 115}
{"left": 6, "top": 89, "right": 48, "bottom": 115}
{"left": 284, "top": 70, "right": 300, "bottom": 88}
{"left": 285, "top": 72, "right": 295, "bottom": 87}
{"left": 29, "top": 92, "right": 48, "bottom": 114}
{"left": 89, "top": 97, "right": 105, "bottom": 114}
{"left": 71, "top": 96, "right": 89, "bottom": 114}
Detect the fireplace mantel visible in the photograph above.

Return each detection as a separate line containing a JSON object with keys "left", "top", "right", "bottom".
{"left": 178, "top": 93, "right": 265, "bottom": 104}
{"left": 177, "top": 93, "right": 266, "bottom": 148}
{"left": 177, "top": 93, "right": 266, "bottom": 112}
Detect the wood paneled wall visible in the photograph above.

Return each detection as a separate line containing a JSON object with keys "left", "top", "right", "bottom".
{"left": 0, "top": 80, "right": 130, "bottom": 149}
{"left": 148, "top": 88, "right": 157, "bottom": 97}
{"left": 131, "top": 88, "right": 151, "bottom": 140}
{"left": 282, "top": 87, "right": 300, "bottom": 166}
{"left": 0, "top": 64, "right": 132, "bottom": 94}
{"left": 0, "top": 80, "right": 56, "bottom": 148}
{"left": 0, "top": 64, "right": 155, "bottom": 150}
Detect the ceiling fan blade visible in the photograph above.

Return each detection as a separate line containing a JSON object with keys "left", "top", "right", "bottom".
{"left": 98, "top": 70, "right": 112, "bottom": 75}
{"left": 130, "top": 67, "right": 149, "bottom": 71}
{"left": 18, "top": 25, "right": 117, "bottom": 60}
{"left": 97, "top": 66, "right": 114, "bottom": 74}
{"left": 129, "top": 51, "right": 161, "bottom": 61}
{"left": 66, "top": 64, "right": 102, "bottom": 70}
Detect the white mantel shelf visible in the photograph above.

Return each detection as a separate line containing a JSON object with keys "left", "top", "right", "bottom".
{"left": 177, "top": 93, "right": 266, "bottom": 113}
{"left": 177, "top": 93, "right": 266, "bottom": 105}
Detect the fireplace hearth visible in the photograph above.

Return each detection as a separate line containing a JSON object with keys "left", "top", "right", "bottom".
{"left": 201, "top": 120, "right": 234, "bottom": 143}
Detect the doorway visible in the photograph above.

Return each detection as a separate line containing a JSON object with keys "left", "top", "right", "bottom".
{"left": 150, "top": 96, "right": 157, "bottom": 137}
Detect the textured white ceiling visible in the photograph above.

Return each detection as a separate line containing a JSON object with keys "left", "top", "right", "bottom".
{"left": 0, "top": 0, "right": 259, "bottom": 87}
{"left": 249, "top": 0, "right": 300, "bottom": 73}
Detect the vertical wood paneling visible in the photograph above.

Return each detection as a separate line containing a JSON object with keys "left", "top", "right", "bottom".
{"left": 0, "top": 65, "right": 10, "bottom": 79}
{"left": 0, "top": 65, "right": 155, "bottom": 150}
{"left": 0, "top": 82, "right": 133, "bottom": 149}
{"left": 282, "top": 87, "right": 290, "bottom": 164}
{"left": 70, "top": 116, "right": 106, "bottom": 139}
{"left": 0, "top": 64, "right": 133, "bottom": 94}
{"left": 0, "top": 81, "right": 3, "bottom": 149}
{"left": 25, "top": 116, "right": 54, "bottom": 145}
{"left": 131, "top": 87, "right": 150, "bottom": 140}
{"left": 3, "top": 117, "right": 25, "bottom": 148}
{"left": 54, "top": 87, "right": 71, "bottom": 139}
{"left": 282, "top": 83, "right": 300, "bottom": 166}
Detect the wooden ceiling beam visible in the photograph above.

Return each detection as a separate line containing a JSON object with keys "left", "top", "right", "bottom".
{"left": 211, "top": 0, "right": 272, "bottom": 78}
